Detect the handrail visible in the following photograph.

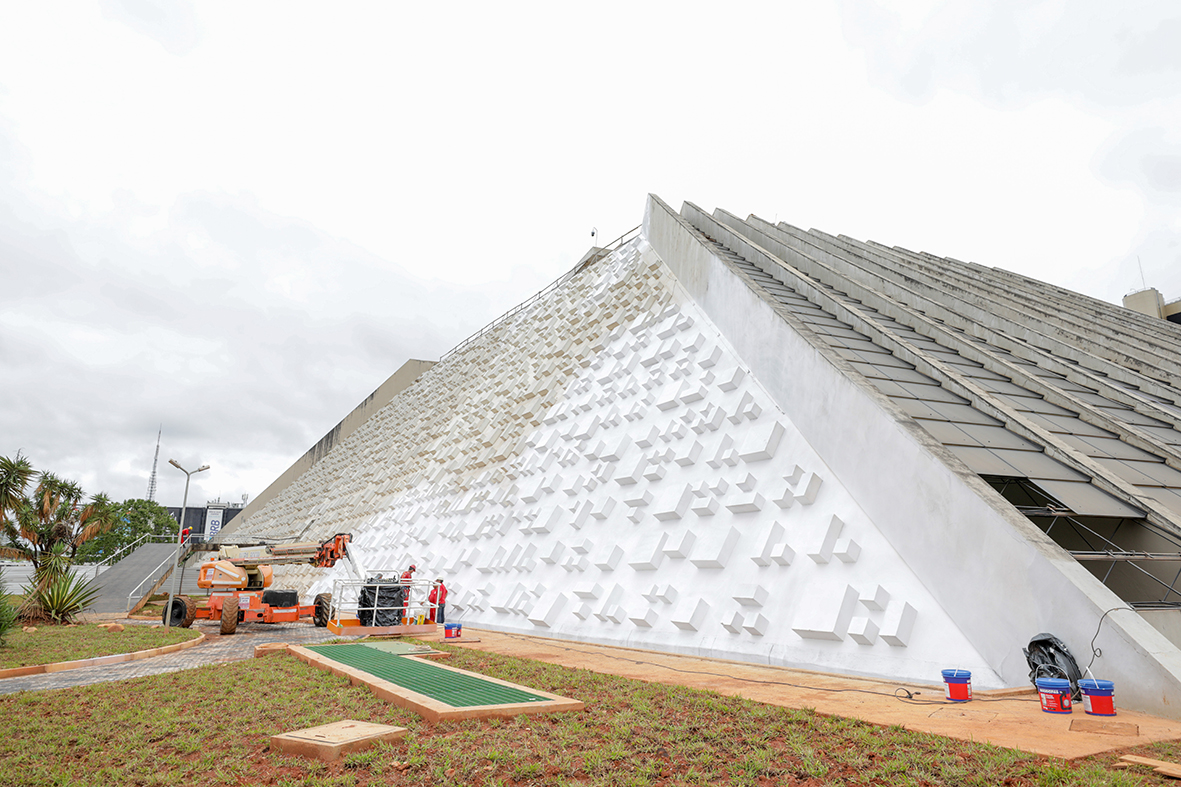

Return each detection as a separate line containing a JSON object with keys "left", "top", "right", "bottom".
{"left": 125, "top": 546, "right": 188, "bottom": 612}
{"left": 91, "top": 533, "right": 174, "bottom": 578}
{"left": 440, "top": 225, "right": 641, "bottom": 362}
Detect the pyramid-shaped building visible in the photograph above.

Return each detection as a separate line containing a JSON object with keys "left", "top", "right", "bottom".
{"left": 221, "top": 195, "right": 1181, "bottom": 717}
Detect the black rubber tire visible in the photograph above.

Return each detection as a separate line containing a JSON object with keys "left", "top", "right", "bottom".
{"left": 313, "top": 593, "right": 332, "bottom": 628}
{"left": 220, "top": 595, "right": 239, "bottom": 635}
{"left": 162, "top": 595, "right": 197, "bottom": 628}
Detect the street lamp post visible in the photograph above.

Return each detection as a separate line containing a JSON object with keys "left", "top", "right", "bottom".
{"left": 164, "top": 459, "right": 209, "bottom": 627}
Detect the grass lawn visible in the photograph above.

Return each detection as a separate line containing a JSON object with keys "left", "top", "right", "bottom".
{"left": 0, "top": 623, "right": 200, "bottom": 669}
{"left": 1, "top": 640, "right": 1175, "bottom": 786}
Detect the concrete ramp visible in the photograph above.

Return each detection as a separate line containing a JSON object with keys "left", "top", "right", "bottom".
{"left": 89, "top": 542, "right": 179, "bottom": 615}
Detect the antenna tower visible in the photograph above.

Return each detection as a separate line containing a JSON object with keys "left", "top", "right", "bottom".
{"left": 146, "top": 426, "right": 162, "bottom": 501}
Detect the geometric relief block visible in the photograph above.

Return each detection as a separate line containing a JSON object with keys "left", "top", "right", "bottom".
{"left": 790, "top": 467, "right": 823, "bottom": 505}
{"left": 791, "top": 584, "right": 859, "bottom": 641}
{"left": 808, "top": 515, "right": 845, "bottom": 565}
{"left": 540, "top": 541, "right": 566, "bottom": 565}
{"left": 751, "top": 522, "right": 786, "bottom": 567}
{"left": 834, "top": 539, "right": 861, "bottom": 563}
{"left": 717, "top": 366, "right": 746, "bottom": 392}
{"left": 629, "top": 608, "right": 659, "bottom": 628}
{"left": 590, "top": 497, "right": 616, "bottom": 520}
{"left": 604, "top": 605, "right": 628, "bottom": 624}
{"left": 623, "top": 488, "right": 653, "bottom": 508}
{"left": 880, "top": 602, "right": 918, "bottom": 647}
{"left": 593, "top": 585, "right": 624, "bottom": 622}
{"left": 671, "top": 598, "right": 710, "bottom": 631}
{"left": 742, "top": 613, "right": 769, "bottom": 637}
{"left": 654, "top": 484, "right": 694, "bottom": 521}
{"left": 860, "top": 585, "right": 890, "bottom": 611}
{"left": 528, "top": 592, "right": 567, "bottom": 628}
{"left": 690, "top": 493, "right": 719, "bottom": 517}
{"left": 732, "top": 584, "right": 768, "bottom": 607}
{"left": 725, "top": 492, "right": 765, "bottom": 514}
{"left": 739, "top": 421, "right": 785, "bottom": 463}
{"left": 673, "top": 440, "right": 703, "bottom": 467}
{"left": 771, "top": 543, "right": 795, "bottom": 566}
{"left": 721, "top": 610, "right": 745, "bottom": 634}
{"left": 706, "top": 435, "right": 740, "bottom": 469}
{"left": 628, "top": 532, "right": 669, "bottom": 571}
{"left": 663, "top": 529, "right": 696, "bottom": 559}
{"left": 688, "top": 527, "right": 741, "bottom": 569}
{"left": 573, "top": 582, "right": 603, "bottom": 599}
{"left": 593, "top": 544, "right": 625, "bottom": 571}
{"left": 848, "top": 617, "right": 879, "bottom": 646}
{"left": 561, "top": 554, "right": 589, "bottom": 572}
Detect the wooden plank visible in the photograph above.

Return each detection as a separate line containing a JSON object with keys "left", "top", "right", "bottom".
{"left": 1120, "top": 755, "right": 1181, "bottom": 778}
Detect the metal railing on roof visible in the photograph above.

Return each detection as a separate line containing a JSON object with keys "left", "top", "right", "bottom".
{"left": 439, "top": 225, "right": 641, "bottom": 363}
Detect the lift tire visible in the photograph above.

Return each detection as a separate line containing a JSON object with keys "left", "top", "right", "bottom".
{"left": 163, "top": 595, "right": 197, "bottom": 628}
{"left": 220, "top": 595, "right": 239, "bottom": 635}
{"left": 313, "top": 593, "right": 332, "bottom": 628}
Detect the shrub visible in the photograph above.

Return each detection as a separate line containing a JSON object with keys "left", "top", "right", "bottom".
{"left": 0, "top": 568, "right": 16, "bottom": 643}
{"left": 20, "top": 571, "right": 100, "bottom": 625}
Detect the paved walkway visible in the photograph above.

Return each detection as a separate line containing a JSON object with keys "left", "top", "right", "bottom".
{"left": 0, "top": 619, "right": 353, "bottom": 695}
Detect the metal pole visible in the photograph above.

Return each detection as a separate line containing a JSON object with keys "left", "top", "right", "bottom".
{"left": 164, "top": 460, "right": 208, "bottom": 627}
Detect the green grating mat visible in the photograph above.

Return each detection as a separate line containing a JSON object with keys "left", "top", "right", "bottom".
{"left": 306, "top": 644, "right": 549, "bottom": 707}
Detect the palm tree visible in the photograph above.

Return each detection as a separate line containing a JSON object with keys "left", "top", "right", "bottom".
{"left": 0, "top": 453, "right": 34, "bottom": 523}
{"left": 0, "top": 455, "right": 117, "bottom": 579}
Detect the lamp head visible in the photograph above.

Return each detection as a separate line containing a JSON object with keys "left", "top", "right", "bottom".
{"left": 197, "top": 465, "right": 210, "bottom": 473}
{"left": 168, "top": 459, "right": 181, "bottom": 469}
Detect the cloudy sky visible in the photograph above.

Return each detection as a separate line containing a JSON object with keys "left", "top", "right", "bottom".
{"left": 1, "top": 1, "right": 1178, "bottom": 510}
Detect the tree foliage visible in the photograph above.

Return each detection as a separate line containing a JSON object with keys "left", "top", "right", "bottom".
{"left": 74, "top": 499, "right": 179, "bottom": 563}
{"left": 0, "top": 454, "right": 118, "bottom": 576}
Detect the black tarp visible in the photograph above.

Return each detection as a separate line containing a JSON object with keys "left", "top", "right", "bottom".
{"left": 358, "top": 577, "right": 403, "bottom": 626}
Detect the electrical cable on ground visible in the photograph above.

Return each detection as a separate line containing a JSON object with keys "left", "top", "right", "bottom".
{"left": 489, "top": 631, "right": 1037, "bottom": 707}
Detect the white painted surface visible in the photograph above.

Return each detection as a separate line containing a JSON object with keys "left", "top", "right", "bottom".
{"left": 243, "top": 236, "right": 1000, "bottom": 687}
{"left": 643, "top": 195, "right": 1181, "bottom": 717}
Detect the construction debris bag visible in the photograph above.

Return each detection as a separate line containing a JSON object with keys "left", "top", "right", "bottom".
{"left": 358, "top": 579, "right": 403, "bottom": 627}
{"left": 1023, "top": 632, "right": 1083, "bottom": 699}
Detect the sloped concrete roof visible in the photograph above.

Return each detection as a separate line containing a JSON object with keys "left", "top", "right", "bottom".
{"left": 678, "top": 203, "right": 1181, "bottom": 529}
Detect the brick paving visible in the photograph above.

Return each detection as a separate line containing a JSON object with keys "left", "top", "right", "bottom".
{"left": 0, "top": 618, "right": 360, "bottom": 695}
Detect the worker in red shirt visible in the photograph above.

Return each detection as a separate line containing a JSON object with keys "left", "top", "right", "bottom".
{"left": 400, "top": 564, "right": 416, "bottom": 623}
{"left": 428, "top": 578, "right": 448, "bottom": 624}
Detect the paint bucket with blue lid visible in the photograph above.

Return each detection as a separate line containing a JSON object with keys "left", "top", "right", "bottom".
{"left": 941, "top": 669, "right": 972, "bottom": 702}
{"left": 1036, "top": 677, "right": 1073, "bottom": 713}
{"left": 1078, "top": 679, "right": 1115, "bottom": 716}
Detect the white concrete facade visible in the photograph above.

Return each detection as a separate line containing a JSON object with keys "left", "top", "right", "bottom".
{"left": 229, "top": 195, "right": 1181, "bottom": 716}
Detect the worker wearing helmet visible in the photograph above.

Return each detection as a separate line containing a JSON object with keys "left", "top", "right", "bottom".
{"left": 428, "top": 578, "right": 448, "bottom": 624}
{"left": 400, "top": 564, "right": 416, "bottom": 623}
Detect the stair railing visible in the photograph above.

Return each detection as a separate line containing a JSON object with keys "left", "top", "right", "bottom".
{"left": 90, "top": 533, "right": 175, "bottom": 579}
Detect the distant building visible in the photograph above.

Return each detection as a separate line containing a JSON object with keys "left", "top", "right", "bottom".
{"left": 1124, "top": 287, "right": 1181, "bottom": 325}
{"left": 166, "top": 501, "right": 245, "bottom": 541}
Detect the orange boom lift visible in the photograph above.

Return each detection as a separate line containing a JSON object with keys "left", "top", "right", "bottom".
{"left": 162, "top": 533, "right": 352, "bottom": 634}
